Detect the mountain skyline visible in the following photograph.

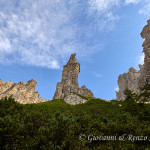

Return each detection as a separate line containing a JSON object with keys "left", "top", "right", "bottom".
{"left": 0, "top": 0, "right": 149, "bottom": 100}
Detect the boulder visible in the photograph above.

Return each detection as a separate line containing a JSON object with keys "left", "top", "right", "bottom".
{"left": 64, "top": 93, "right": 87, "bottom": 105}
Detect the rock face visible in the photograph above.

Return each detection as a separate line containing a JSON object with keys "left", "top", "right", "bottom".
{"left": 116, "top": 67, "right": 141, "bottom": 100}
{"left": 64, "top": 93, "right": 87, "bottom": 105}
{"left": 138, "top": 20, "right": 150, "bottom": 88}
{"left": 116, "top": 20, "right": 150, "bottom": 100}
{"left": 78, "top": 85, "right": 93, "bottom": 97}
{"left": 0, "top": 79, "right": 47, "bottom": 104}
{"left": 53, "top": 53, "right": 93, "bottom": 102}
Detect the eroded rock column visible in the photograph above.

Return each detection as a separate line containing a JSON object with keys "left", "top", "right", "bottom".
{"left": 53, "top": 53, "right": 93, "bottom": 100}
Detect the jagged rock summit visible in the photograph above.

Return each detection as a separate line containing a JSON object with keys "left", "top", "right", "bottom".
{"left": 0, "top": 54, "right": 93, "bottom": 105}
{"left": 116, "top": 19, "right": 150, "bottom": 100}
{"left": 53, "top": 53, "right": 93, "bottom": 104}
{"left": 116, "top": 67, "right": 141, "bottom": 100}
{"left": 0, "top": 79, "right": 47, "bottom": 104}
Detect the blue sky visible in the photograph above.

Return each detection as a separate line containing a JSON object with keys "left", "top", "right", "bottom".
{"left": 0, "top": 0, "right": 149, "bottom": 100}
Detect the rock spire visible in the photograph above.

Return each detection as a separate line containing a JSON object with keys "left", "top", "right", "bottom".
{"left": 53, "top": 53, "right": 93, "bottom": 100}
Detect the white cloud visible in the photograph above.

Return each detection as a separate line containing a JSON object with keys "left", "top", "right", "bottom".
{"left": 0, "top": 0, "right": 121, "bottom": 68}
{"left": 0, "top": 0, "right": 80, "bottom": 68}
{"left": 138, "top": 53, "right": 144, "bottom": 65}
{"left": 88, "top": 0, "right": 120, "bottom": 31}
{"left": 139, "top": 1, "right": 150, "bottom": 16}
{"left": 114, "top": 87, "right": 119, "bottom": 92}
{"left": 125, "top": 0, "right": 150, "bottom": 16}
{"left": 1, "top": 0, "right": 149, "bottom": 69}
{"left": 125, "top": 0, "right": 140, "bottom": 5}
{"left": 89, "top": 0, "right": 119, "bottom": 13}
{"left": 92, "top": 72, "right": 102, "bottom": 78}
{"left": 0, "top": 37, "right": 11, "bottom": 53}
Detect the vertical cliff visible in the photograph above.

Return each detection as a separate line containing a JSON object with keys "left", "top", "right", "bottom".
{"left": 116, "top": 67, "right": 141, "bottom": 100}
{"left": 116, "top": 20, "right": 150, "bottom": 100}
{"left": 138, "top": 19, "right": 150, "bottom": 88}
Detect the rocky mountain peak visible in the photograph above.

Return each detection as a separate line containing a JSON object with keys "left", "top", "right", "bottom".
{"left": 26, "top": 79, "right": 37, "bottom": 89}
{"left": 53, "top": 53, "right": 93, "bottom": 102}
{"left": 67, "top": 53, "right": 77, "bottom": 64}
{"left": 141, "top": 19, "right": 150, "bottom": 39}
{"left": 117, "top": 19, "right": 150, "bottom": 101}
{"left": 0, "top": 79, "right": 47, "bottom": 104}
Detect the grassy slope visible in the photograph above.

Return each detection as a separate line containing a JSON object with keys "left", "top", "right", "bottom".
{"left": 1, "top": 96, "right": 150, "bottom": 149}
{"left": 24, "top": 98, "right": 123, "bottom": 117}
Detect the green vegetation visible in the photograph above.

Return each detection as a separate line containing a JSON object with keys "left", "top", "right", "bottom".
{"left": 1, "top": 85, "right": 150, "bottom": 149}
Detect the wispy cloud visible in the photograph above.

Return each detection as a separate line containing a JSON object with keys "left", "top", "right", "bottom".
{"left": 0, "top": 0, "right": 122, "bottom": 69}
{"left": 0, "top": 0, "right": 76, "bottom": 69}
{"left": 0, "top": 37, "right": 11, "bottom": 53}
{"left": 114, "top": 87, "right": 119, "bottom": 92}
{"left": 92, "top": 72, "right": 102, "bottom": 78}
{"left": 125, "top": 0, "right": 150, "bottom": 16}
{"left": 1, "top": 0, "right": 149, "bottom": 69}
{"left": 138, "top": 1, "right": 150, "bottom": 16}
{"left": 88, "top": 0, "right": 120, "bottom": 31}
{"left": 125, "top": 0, "right": 140, "bottom": 5}
{"left": 137, "top": 53, "right": 144, "bottom": 65}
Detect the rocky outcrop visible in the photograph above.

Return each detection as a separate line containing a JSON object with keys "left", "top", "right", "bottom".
{"left": 53, "top": 53, "right": 93, "bottom": 101}
{"left": 78, "top": 85, "right": 93, "bottom": 97}
{"left": 0, "top": 79, "right": 47, "bottom": 104}
{"left": 116, "top": 67, "right": 141, "bottom": 100}
{"left": 116, "top": 19, "right": 150, "bottom": 100}
{"left": 138, "top": 20, "right": 150, "bottom": 88}
{"left": 64, "top": 93, "right": 87, "bottom": 105}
